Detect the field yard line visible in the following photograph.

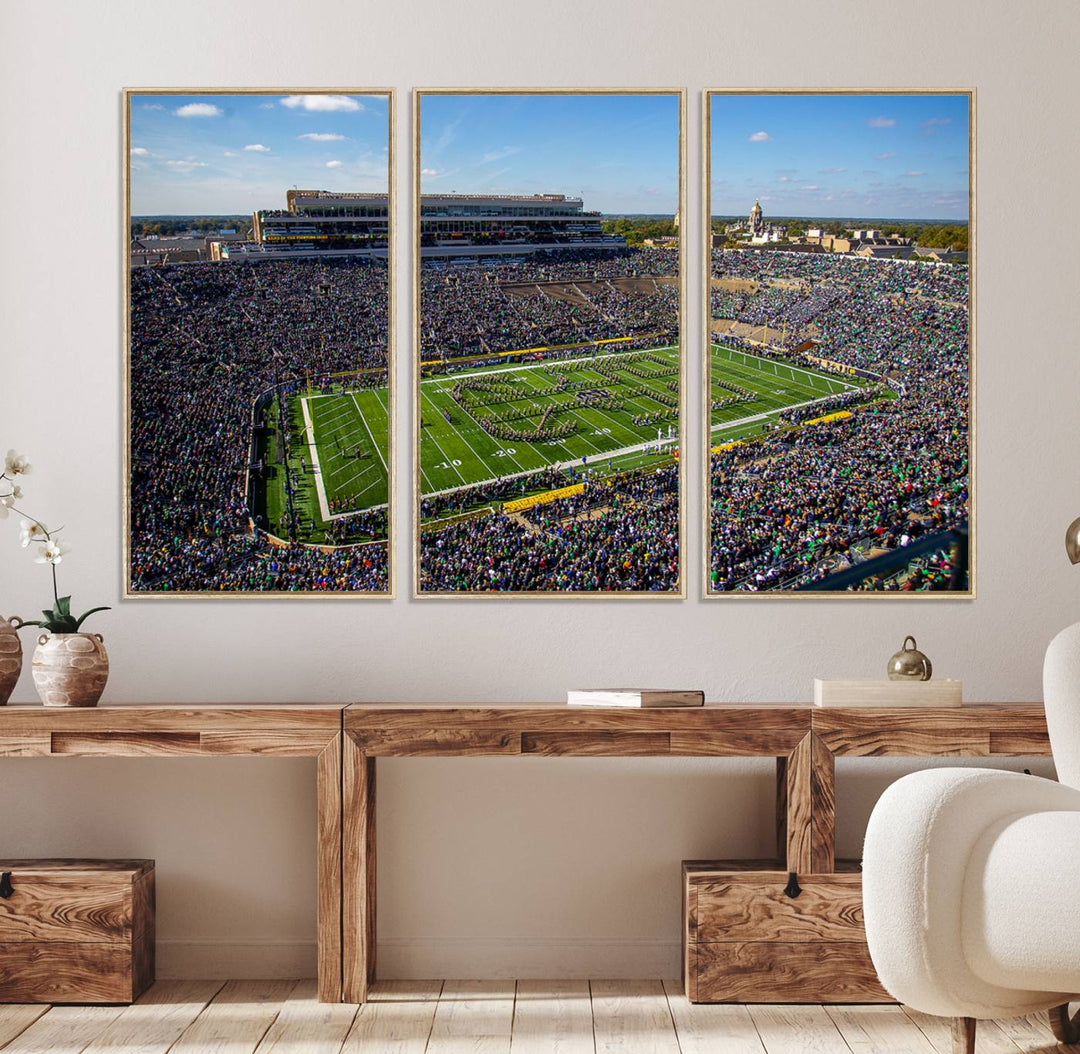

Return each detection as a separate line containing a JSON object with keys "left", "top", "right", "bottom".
{"left": 710, "top": 357, "right": 833, "bottom": 403}
{"left": 419, "top": 387, "right": 504, "bottom": 481}
{"left": 711, "top": 343, "right": 860, "bottom": 390}
{"left": 420, "top": 435, "right": 674, "bottom": 498}
{"left": 514, "top": 372, "right": 607, "bottom": 458}
{"left": 710, "top": 392, "right": 847, "bottom": 435}
{"left": 351, "top": 392, "right": 389, "bottom": 475}
{"left": 335, "top": 460, "right": 381, "bottom": 492}
{"left": 301, "top": 397, "right": 332, "bottom": 522}
{"left": 421, "top": 344, "right": 679, "bottom": 384}
{"left": 418, "top": 409, "right": 468, "bottom": 485}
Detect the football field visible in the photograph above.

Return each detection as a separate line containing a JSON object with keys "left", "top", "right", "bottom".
{"left": 259, "top": 342, "right": 882, "bottom": 540}
{"left": 264, "top": 385, "right": 389, "bottom": 543}
{"left": 419, "top": 345, "right": 682, "bottom": 500}
{"left": 709, "top": 343, "right": 877, "bottom": 446}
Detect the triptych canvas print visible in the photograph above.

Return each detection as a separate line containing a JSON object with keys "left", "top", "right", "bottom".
{"left": 124, "top": 88, "right": 971, "bottom": 599}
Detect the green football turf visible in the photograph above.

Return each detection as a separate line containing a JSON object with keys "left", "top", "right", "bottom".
{"left": 708, "top": 343, "right": 878, "bottom": 446}
{"left": 265, "top": 385, "right": 389, "bottom": 543}
{"left": 418, "top": 346, "right": 683, "bottom": 511}
{"left": 261, "top": 343, "right": 884, "bottom": 539}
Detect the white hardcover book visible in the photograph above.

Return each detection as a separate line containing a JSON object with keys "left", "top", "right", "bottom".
{"left": 566, "top": 689, "right": 705, "bottom": 708}
{"left": 813, "top": 678, "right": 963, "bottom": 708}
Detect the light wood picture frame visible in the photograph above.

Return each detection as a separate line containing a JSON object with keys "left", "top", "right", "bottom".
{"left": 413, "top": 88, "right": 686, "bottom": 598}
{"left": 123, "top": 88, "right": 395, "bottom": 597}
{"left": 704, "top": 89, "right": 974, "bottom": 598}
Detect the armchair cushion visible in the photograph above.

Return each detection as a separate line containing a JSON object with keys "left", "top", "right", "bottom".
{"left": 863, "top": 767, "right": 1080, "bottom": 1019}
{"left": 964, "top": 809, "right": 1080, "bottom": 994}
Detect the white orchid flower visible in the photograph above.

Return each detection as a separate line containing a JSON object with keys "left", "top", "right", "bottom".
{"left": 4, "top": 450, "right": 31, "bottom": 476}
{"left": 19, "top": 519, "right": 47, "bottom": 547}
{"left": 35, "top": 539, "right": 70, "bottom": 565}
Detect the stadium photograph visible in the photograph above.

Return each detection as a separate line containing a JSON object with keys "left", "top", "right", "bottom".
{"left": 125, "top": 90, "right": 393, "bottom": 595}
{"left": 706, "top": 91, "right": 972, "bottom": 595}
{"left": 415, "top": 91, "right": 684, "bottom": 595}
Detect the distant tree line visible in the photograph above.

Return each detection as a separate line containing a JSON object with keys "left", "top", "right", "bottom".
{"left": 602, "top": 216, "right": 678, "bottom": 247}
{"left": 131, "top": 216, "right": 251, "bottom": 238}
{"left": 710, "top": 218, "right": 968, "bottom": 252}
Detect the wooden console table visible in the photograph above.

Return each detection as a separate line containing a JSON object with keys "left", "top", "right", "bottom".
{"left": 0, "top": 704, "right": 345, "bottom": 1002}
{"left": 341, "top": 702, "right": 1050, "bottom": 1003}
{"left": 0, "top": 701, "right": 1053, "bottom": 1005}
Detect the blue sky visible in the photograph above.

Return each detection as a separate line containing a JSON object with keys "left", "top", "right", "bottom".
{"left": 710, "top": 94, "right": 970, "bottom": 221}
{"left": 129, "top": 93, "right": 389, "bottom": 215}
{"left": 420, "top": 94, "right": 680, "bottom": 214}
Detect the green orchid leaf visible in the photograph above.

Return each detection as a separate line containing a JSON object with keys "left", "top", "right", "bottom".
{"left": 56, "top": 596, "right": 72, "bottom": 617}
{"left": 73, "top": 607, "right": 111, "bottom": 631}
{"left": 42, "top": 610, "right": 55, "bottom": 623}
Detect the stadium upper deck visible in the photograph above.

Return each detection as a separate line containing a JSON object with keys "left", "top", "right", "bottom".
{"left": 250, "top": 189, "right": 624, "bottom": 259}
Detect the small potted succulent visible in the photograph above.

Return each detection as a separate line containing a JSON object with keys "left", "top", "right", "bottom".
{"left": 1, "top": 449, "right": 111, "bottom": 707}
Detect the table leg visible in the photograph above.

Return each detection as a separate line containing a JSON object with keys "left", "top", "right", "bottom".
{"left": 778, "top": 733, "right": 835, "bottom": 873}
{"left": 343, "top": 732, "right": 376, "bottom": 1002}
{"left": 317, "top": 733, "right": 343, "bottom": 1002}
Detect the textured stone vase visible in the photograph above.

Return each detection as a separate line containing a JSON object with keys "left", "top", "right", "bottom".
{"left": 0, "top": 616, "right": 23, "bottom": 704}
{"left": 32, "top": 632, "right": 109, "bottom": 707}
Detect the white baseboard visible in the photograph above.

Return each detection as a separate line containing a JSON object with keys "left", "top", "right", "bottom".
{"left": 157, "top": 936, "right": 681, "bottom": 980}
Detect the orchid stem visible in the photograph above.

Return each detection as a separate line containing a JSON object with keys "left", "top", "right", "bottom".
{"left": 51, "top": 563, "right": 58, "bottom": 605}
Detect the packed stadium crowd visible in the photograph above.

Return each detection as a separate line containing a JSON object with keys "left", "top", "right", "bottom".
{"left": 129, "top": 256, "right": 390, "bottom": 592}
{"left": 419, "top": 464, "right": 679, "bottom": 592}
{"left": 420, "top": 248, "right": 678, "bottom": 362}
{"left": 709, "top": 249, "right": 970, "bottom": 591}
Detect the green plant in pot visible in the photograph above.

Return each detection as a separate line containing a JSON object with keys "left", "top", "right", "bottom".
{"left": 1, "top": 449, "right": 111, "bottom": 707}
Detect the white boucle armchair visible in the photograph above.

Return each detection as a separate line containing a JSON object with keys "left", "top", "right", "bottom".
{"left": 862, "top": 622, "right": 1080, "bottom": 1054}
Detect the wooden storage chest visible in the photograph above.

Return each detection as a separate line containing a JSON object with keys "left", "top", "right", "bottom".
{"left": 683, "top": 859, "right": 890, "bottom": 1004}
{"left": 0, "top": 859, "right": 154, "bottom": 1003}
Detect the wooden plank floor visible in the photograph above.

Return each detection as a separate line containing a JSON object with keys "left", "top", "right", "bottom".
{"left": 0, "top": 980, "right": 1066, "bottom": 1053}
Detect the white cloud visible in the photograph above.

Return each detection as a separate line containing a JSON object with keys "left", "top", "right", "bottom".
{"left": 259, "top": 102, "right": 275, "bottom": 110}
{"left": 174, "top": 103, "right": 223, "bottom": 118}
{"left": 244, "top": 144, "right": 270, "bottom": 153}
{"left": 325, "top": 160, "right": 343, "bottom": 168}
{"left": 875, "top": 152, "right": 896, "bottom": 160}
{"left": 867, "top": 116, "right": 895, "bottom": 128}
{"left": 820, "top": 166, "right": 846, "bottom": 174}
{"left": 223, "top": 151, "right": 237, "bottom": 157}
{"left": 800, "top": 184, "right": 819, "bottom": 191}
{"left": 130, "top": 147, "right": 149, "bottom": 157}
{"left": 748, "top": 131, "right": 771, "bottom": 142}
{"left": 904, "top": 171, "right": 926, "bottom": 177}
{"left": 924, "top": 117, "right": 952, "bottom": 127}
{"left": 421, "top": 167, "right": 441, "bottom": 176}
{"left": 299, "top": 133, "right": 346, "bottom": 142}
{"left": 165, "top": 159, "right": 208, "bottom": 171}
{"left": 281, "top": 94, "right": 361, "bottom": 112}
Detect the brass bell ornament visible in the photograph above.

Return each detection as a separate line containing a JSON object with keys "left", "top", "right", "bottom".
{"left": 888, "top": 636, "right": 933, "bottom": 682}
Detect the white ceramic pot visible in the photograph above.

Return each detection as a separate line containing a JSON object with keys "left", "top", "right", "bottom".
{"left": 32, "top": 632, "right": 109, "bottom": 708}
{"left": 0, "top": 616, "right": 22, "bottom": 704}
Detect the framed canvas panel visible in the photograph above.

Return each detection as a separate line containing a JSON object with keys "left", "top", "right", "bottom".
{"left": 414, "top": 89, "right": 686, "bottom": 597}
{"left": 704, "top": 89, "right": 974, "bottom": 597}
{"left": 124, "top": 88, "right": 394, "bottom": 597}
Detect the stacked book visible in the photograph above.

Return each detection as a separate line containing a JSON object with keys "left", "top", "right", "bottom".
{"left": 567, "top": 689, "right": 704, "bottom": 708}
{"left": 813, "top": 679, "right": 963, "bottom": 707}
